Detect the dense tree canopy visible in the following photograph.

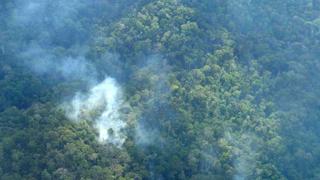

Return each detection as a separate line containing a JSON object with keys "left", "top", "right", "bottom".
{"left": 1, "top": 0, "right": 320, "bottom": 179}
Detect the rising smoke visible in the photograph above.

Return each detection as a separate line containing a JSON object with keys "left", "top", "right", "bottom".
{"left": 6, "top": 0, "right": 128, "bottom": 146}
{"left": 132, "top": 56, "right": 172, "bottom": 146}
{"left": 65, "top": 77, "right": 126, "bottom": 146}
{"left": 20, "top": 44, "right": 97, "bottom": 82}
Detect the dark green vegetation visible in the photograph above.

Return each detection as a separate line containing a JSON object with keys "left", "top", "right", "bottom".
{"left": 1, "top": 0, "right": 320, "bottom": 179}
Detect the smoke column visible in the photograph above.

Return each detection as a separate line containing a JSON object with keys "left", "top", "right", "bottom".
{"left": 66, "top": 77, "right": 126, "bottom": 146}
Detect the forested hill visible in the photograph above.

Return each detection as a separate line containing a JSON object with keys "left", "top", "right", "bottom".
{"left": 1, "top": 0, "right": 320, "bottom": 179}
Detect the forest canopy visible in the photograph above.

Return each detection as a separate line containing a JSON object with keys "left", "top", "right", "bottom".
{"left": 1, "top": 0, "right": 320, "bottom": 179}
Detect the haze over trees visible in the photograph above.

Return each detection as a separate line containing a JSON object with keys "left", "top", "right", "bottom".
{"left": 1, "top": 0, "right": 320, "bottom": 179}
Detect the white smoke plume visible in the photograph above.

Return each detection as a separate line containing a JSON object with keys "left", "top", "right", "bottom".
{"left": 223, "top": 132, "right": 259, "bottom": 180}
{"left": 66, "top": 77, "right": 126, "bottom": 146}
{"left": 20, "top": 44, "right": 96, "bottom": 82}
{"left": 7, "top": 0, "right": 128, "bottom": 146}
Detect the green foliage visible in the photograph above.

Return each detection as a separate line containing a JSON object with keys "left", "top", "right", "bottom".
{"left": 1, "top": 0, "right": 320, "bottom": 179}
